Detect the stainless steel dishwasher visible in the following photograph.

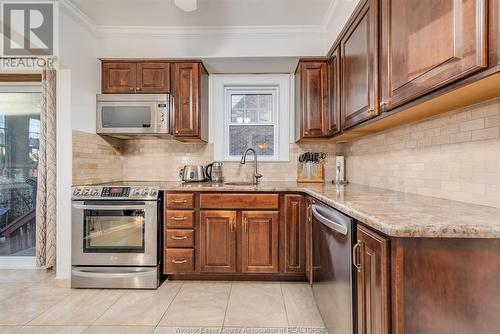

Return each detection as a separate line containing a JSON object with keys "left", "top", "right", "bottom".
{"left": 311, "top": 199, "right": 355, "bottom": 334}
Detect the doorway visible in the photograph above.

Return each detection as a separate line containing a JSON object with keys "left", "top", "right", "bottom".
{"left": 0, "top": 81, "right": 41, "bottom": 268}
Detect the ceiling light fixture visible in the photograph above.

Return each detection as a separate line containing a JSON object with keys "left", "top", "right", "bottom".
{"left": 175, "top": 0, "right": 198, "bottom": 12}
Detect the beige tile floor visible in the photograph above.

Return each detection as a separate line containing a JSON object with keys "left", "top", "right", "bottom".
{"left": 0, "top": 270, "right": 326, "bottom": 334}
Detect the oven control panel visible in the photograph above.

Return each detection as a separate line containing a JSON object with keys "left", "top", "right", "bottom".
{"left": 72, "top": 186, "right": 159, "bottom": 200}
{"left": 102, "top": 187, "right": 130, "bottom": 197}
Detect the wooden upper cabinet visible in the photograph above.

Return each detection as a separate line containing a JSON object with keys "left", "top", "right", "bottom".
{"left": 199, "top": 210, "right": 237, "bottom": 273}
{"left": 327, "top": 48, "right": 341, "bottom": 135}
{"left": 295, "top": 60, "right": 329, "bottom": 140}
{"left": 380, "top": 0, "right": 488, "bottom": 111}
{"left": 241, "top": 211, "right": 279, "bottom": 273}
{"left": 172, "top": 62, "right": 203, "bottom": 138}
{"left": 283, "top": 195, "right": 306, "bottom": 273}
{"left": 102, "top": 62, "right": 137, "bottom": 93}
{"left": 102, "top": 61, "right": 170, "bottom": 94}
{"left": 355, "top": 225, "right": 390, "bottom": 334}
{"left": 341, "top": 0, "right": 378, "bottom": 129}
{"left": 137, "top": 63, "right": 170, "bottom": 93}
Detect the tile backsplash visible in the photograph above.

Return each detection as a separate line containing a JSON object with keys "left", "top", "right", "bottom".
{"left": 73, "top": 131, "right": 341, "bottom": 185}
{"left": 73, "top": 97, "right": 500, "bottom": 208}
{"left": 73, "top": 130, "right": 123, "bottom": 185}
{"left": 343, "top": 98, "right": 500, "bottom": 208}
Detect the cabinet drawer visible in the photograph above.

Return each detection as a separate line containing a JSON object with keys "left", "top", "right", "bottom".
{"left": 200, "top": 193, "right": 279, "bottom": 209}
{"left": 165, "top": 193, "right": 195, "bottom": 209}
{"left": 165, "top": 210, "right": 195, "bottom": 228}
{"left": 166, "top": 229, "right": 194, "bottom": 248}
{"left": 165, "top": 248, "right": 194, "bottom": 273}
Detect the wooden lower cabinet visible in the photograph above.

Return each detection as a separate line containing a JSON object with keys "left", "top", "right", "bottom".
{"left": 165, "top": 248, "right": 195, "bottom": 274}
{"left": 305, "top": 197, "right": 313, "bottom": 285}
{"left": 241, "top": 211, "right": 279, "bottom": 273}
{"left": 199, "top": 210, "right": 237, "bottom": 273}
{"left": 355, "top": 225, "right": 390, "bottom": 334}
{"left": 283, "top": 195, "right": 306, "bottom": 273}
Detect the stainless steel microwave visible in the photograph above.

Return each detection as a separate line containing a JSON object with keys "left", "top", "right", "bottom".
{"left": 96, "top": 94, "right": 171, "bottom": 137}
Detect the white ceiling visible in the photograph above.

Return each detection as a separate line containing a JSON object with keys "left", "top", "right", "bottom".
{"left": 68, "top": 0, "right": 332, "bottom": 27}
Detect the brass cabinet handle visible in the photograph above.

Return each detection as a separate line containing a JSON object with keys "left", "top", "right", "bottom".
{"left": 171, "top": 199, "right": 187, "bottom": 204}
{"left": 171, "top": 235, "right": 188, "bottom": 240}
{"left": 171, "top": 216, "right": 187, "bottom": 221}
{"left": 172, "top": 259, "right": 188, "bottom": 264}
{"left": 304, "top": 131, "right": 309, "bottom": 135}
{"left": 307, "top": 204, "right": 312, "bottom": 223}
{"left": 353, "top": 241, "right": 362, "bottom": 273}
{"left": 243, "top": 216, "right": 248, "bottom": 232}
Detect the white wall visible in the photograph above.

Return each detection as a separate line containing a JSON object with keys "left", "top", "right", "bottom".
{"left": 60, "top": 9, "right": 99, "bottom": 133}
{"left": 97, "top": 32, "right": 325, "bottom": 59}
{"left": 56, "top": 8, "right": 99, "bottom": 279}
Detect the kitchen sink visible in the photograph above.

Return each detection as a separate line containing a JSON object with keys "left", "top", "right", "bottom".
{"left": 224, "top": 181, "right": 256, "bottom": 186}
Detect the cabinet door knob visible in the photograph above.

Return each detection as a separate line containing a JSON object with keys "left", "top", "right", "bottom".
{"left": 380, "top": 101, "right": 388, "bottom": 111}
{"left": 304, "top": 131, "right": 309, "bottom": 135}
{"left": 136, "top": 87, "right": 141, "bottom": 91}
{"left": 175, "top": 130, "right": 179, "bottom": 134}
{"left": 129, "top": 87, "right": 134, "bottom": 91}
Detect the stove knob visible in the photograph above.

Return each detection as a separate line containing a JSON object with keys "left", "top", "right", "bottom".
{"left": 131, "top": 189, "right": 141, "bottom": 196}
{"left": 91, "top": 189, "right": 100, "bottom": 196}
{"left": 73, "top": 188, "right": 82, "bottom": 197}
{"left": 83, "top": 189, "right": 90, "bottom": 196}
{"left": 150, "top": 189, "right": 158, "bottom": 197}
{"left": 141, "top": 189, "right": 149, "bottom": 196}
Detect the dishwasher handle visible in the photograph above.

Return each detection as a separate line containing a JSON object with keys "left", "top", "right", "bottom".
{"left": 311, "top": 204, "right": 349, "bottom": 235}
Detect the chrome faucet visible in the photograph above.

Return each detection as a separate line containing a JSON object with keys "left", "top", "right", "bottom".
{"left": 240, "top": 148, "right": 262, "bottom": 185}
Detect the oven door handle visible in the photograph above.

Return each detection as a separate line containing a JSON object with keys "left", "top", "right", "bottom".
{"left": 311, "top": 204, "right": 349, "bottom": 235}
{"left": 72, "top": 204, "right": 153, "bottom": 210}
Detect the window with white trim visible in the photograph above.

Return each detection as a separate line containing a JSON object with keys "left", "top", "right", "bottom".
{"left": 225, "top": 87, "right": 278, "bottom": 159}
{"left": 212, "top": 75, "right": 291, "bottom": 162}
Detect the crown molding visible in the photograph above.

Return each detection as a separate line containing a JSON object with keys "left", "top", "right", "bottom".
{"left": 59, "top": 0, "right": 98, "bottom": 35}
{"left": 60, "top": 0, "right": 335, "bottom": 39}
{"left": 94, "top": 25, "right": 324, "bottom": 38}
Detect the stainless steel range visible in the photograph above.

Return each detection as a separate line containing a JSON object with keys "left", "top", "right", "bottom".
{"left": 71, "top": 185, "right": 160, "bottom": 289}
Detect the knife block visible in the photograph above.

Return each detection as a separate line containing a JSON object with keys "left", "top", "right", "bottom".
{"left": 297, "top": 162, "right": 324, "bottom": 183}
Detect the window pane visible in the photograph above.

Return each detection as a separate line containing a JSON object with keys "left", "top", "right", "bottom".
{"left": 231, "top": 109, "right": 244, "bottom": 123}
{"left": 230, "top": 94, "right": 273, "bottom": 124}
{"left": 245, "top": 109, "right": 258, "bottom": 123}
{"left": 229, "top": 125, "right": 274, "bottom": 156}
{"left": 0, "top": 91, "right": 40, "bottom": 257}
{"left": 258, "top": 94, "right": 273, "bottom": 123}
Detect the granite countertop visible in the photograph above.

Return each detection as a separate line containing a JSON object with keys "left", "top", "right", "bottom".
{"left": 88, "top": 181, "right": 500, "bottom": 239}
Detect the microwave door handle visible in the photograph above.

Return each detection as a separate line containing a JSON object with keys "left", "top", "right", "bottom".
{"left": 311, "top": 204, "right": 349, "bottom": 235}
{"left": 72, "top": 204, "right": 152, "bottom": 211}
